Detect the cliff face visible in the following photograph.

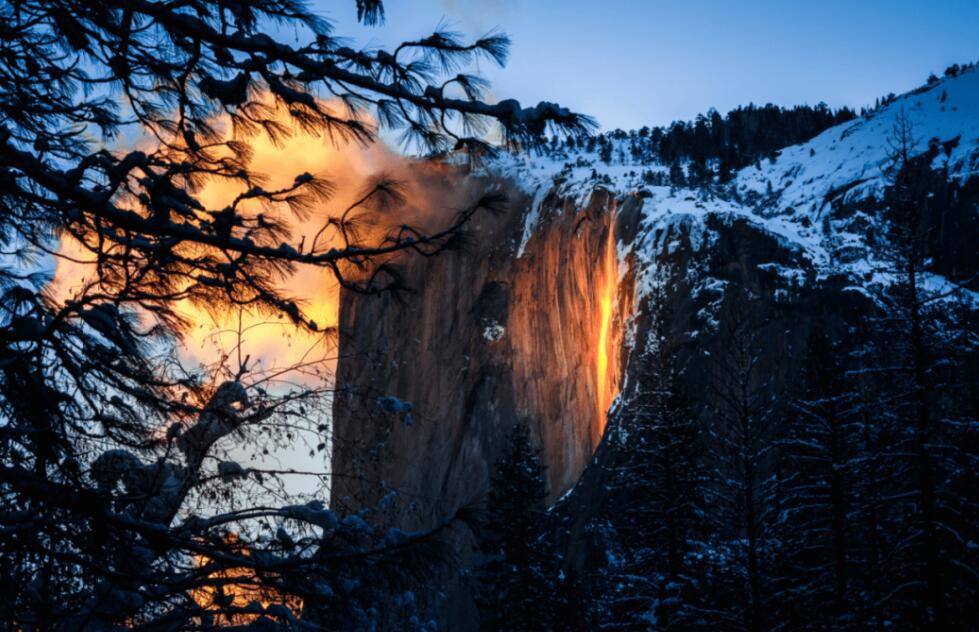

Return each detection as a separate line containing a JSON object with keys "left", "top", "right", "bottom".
{"left": 331, "top": 178, "right": 635, "bottom": 526}
{"left": 323, "top": 69, "right": 979, "bottom": 629}
{"left": 330, "top": 69, "right": 979, "bottom": 531}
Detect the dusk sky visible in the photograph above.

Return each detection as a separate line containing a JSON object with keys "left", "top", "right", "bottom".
{"left": 314, "top": 0, "right": 979, "bottom": 131}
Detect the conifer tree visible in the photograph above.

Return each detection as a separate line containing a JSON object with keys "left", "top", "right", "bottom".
{"left": 861, "top": 111, "right": 979, "bottom": 627}
{"left": 704, "top": 290, "right": 781, "bottom": 632}
{"left": 476, "top": 424, "right": 554, "bottom": 631}
{"left": 773, "top": 327, "right": 859, "bottom": 627}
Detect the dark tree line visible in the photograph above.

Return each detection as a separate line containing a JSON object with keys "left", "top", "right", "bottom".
{"left": 577, "top": 116, "right": 977, "bottom": 630}
{"left": 585, "top": 292, "right": 975, "bottom": 629}
{"left": 545, "top": 102, "right": 856, "bottom": 185}
{"left": 652, "top": 103, "right": 856, "bottom": 179}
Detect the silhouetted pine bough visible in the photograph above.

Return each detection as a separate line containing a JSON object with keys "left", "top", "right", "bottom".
{"left": 0, "top": 0, "right": 592, "bottom": 627}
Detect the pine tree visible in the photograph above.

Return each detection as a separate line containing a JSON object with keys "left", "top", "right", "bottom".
{"left": 933, "top": 295, "right": 979, "bottom": 627}
{"left": 476, "top": 424, "right": 554, "bottom": 631}
{"left": 704, "top": 290, "right": 781, "bottom": 632}
{"left": 595, "top": 289, "right": 706, "bottom": 629}
{"left": 773, "top": 327, "right": 859, "bottom": 627}
{"left": 599, "top": 138, "right": 614, "bottom": 164}
{"left": 669, "top": 160, "right": 686, "bottom": 188}
{"left": 876, "top": 112, "right": 946, "bottom": 626}
{"left": 841, "top": 316, "right": 909, "bottom": 631}
{"left": 862, "top": 111, "right": 979, "bottom": 627}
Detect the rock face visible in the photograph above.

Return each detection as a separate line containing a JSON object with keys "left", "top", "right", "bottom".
{"left": 328, "top": 172, "right": 893, "bottom": 628}
{"left": 554, "top": 210, "right": 876, "bottom": 571}
{"left": 325, "top": 69, "right": 979, "bottom": 629}
{"left": 331, "top": 178, "right": 635, "bottom": 527}
{"left": 331, "top": 68, "right": 979, "bottom": 533}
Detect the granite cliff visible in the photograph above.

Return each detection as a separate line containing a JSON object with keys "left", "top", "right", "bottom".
{"left": 330, "top": 178, "right": 637, "bottom": 525}
{"left": 328, "top": 67, "right": 979, "bottom": 627}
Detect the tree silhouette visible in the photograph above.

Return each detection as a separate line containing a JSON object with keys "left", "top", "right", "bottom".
{"left": 592, "top": 287, "right": 706, "bottom": 630}
{"left": 475, "top": 424, "right": 554, "bottom": 631}
{"left": 0, "top": 0, "right": 591, "bottom": 627}
{"left": 704, "top": 290, "right": 781, "bottom": 632}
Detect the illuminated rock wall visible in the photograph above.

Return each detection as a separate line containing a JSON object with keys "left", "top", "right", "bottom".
{"left": 330, "top": 177, "right": 636, "bottom": 527}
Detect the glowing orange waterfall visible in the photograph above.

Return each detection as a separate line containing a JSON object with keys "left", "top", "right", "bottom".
{"left": 596, "top": 218, "right": 618, "bottom": 435}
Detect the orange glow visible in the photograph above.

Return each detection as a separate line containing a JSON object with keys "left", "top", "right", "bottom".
{"left": 161, "top": 101, "right": 408, "bottom": 378}
{"left": 191, "top": 533, "right": 302, "bottom": 625}
{"left": 596, "top": 219, "right": 619, "bottom": 433}
{"left": 50, "top": 99, "right": 409, "bottom": 382}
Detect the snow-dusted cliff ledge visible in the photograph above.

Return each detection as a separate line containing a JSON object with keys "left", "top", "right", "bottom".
{"left": 485, "top": 66, "right": 979, "bottom": 304}
{"left": 330, "top": 67, "right": 979, "bottom": 532}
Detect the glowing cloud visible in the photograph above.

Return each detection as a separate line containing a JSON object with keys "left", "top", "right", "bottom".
{"left": 50, "top": 99, "right": 437, "bottom": 384}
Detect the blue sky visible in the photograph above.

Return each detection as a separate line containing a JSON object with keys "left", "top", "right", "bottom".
{"left": 311, "top": 0, "right": 979, "bottom": 131}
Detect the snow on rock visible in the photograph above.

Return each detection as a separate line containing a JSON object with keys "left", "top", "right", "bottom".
{"left": 516, "top": 184, "right": 551, "bottom": 257}
{"left": 483, "top": 67, "right": 979, "bottom": 299}
{"left": 736, "top": 66, "right": 979, "bottom": 214}
{"left": 482, "top": 321, "right": 505, "bottom": 342}
{"left": 377, "top": 395, "right": 414, "bottom": 425}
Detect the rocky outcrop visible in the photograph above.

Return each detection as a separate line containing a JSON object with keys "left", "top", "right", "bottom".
{"left": 331, "top": 176, "right": 635, "bottom": 528}
{"left": 329, "top": 172, "right": 887, "bottom": 629}
{"left": 325, "top": 69, "right": 979, "bottom": 628}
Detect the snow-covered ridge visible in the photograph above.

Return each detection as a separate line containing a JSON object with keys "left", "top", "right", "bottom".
{"left": 736, "top": 66, "right": 979, "bottom": 215}
{"left": 482, "top": 67, "right": 979, "bottom": 290}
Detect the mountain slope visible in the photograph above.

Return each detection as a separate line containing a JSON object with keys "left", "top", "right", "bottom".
{"left": 330, "top": 67, "right": 979, "bottom": 629}
{"left": 487, "top": 65, "right": 979, "bottom": 293}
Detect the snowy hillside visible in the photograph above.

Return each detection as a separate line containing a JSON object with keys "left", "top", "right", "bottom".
{"left": 737, "top": 67, "right": 979, "bottom": 214}
{"left": 484, "top": 66, "right": 979, "bottom": 295}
